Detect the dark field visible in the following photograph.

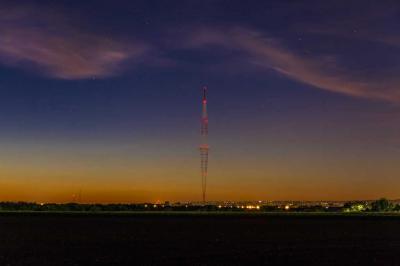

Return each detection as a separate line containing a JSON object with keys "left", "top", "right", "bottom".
{"left": 1, "top": 213, "right": 400, "bottom": 265}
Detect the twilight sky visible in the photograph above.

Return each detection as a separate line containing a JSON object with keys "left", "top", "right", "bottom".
{"left": 1, "top": 0, "right": 400, "bottom": 202}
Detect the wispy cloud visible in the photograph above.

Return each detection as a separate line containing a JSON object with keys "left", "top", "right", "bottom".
{"left": 1, "top": 4, "right": 399, "bottom": 103}
{"left": 185, "top": 27, "right": 400, "bottom": 103}
{"left": 0, "top": 5, "right": 149, "bottom": 79}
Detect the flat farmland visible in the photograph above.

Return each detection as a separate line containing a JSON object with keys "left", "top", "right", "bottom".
{"left": 1, "top": 213, "right": 400, "bottom": 265}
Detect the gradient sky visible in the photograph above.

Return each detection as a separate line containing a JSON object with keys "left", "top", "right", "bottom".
{"left": 1, "top": 0, "right": 400, "bottom": 203}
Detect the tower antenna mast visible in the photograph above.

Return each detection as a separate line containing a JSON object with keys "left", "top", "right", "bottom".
{"left": 199, "top": 86, "right": 209, "bottom": 203}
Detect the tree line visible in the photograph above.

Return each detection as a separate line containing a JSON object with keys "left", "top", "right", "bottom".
{"left": 0, "top": 198, "right": 398, "bottom": 212}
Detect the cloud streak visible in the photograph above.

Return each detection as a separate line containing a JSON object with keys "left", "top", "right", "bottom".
{"left": 1, "top": 4, "right": 399, "bottom": 103}
{"left": 186, "top": 27, "right": 400, "bottom": 103}
{"left": 0, "top": 6, "right": 149, "bottom": 79}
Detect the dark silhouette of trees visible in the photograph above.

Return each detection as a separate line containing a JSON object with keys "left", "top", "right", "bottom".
{"left": 0, "top": 198, "right": 399, "bottom": 213}
{"left": 370, "top": 198, "right": 393, "bottom": 212}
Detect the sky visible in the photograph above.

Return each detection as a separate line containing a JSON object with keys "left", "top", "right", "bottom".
{"left": 1, "top": 0, "right": 400, "bottom": 203}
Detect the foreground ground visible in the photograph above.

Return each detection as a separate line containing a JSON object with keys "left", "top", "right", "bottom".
{"left": 0, "top": 212, "right": 400, "bottom": 265}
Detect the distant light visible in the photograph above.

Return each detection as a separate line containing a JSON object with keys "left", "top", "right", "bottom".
{"left": 256, "top": 205, "right": 260, "bottom": 210}
{"left": 218, "top": 205, "right": 222, "bottom": 208}
{"left": 285, "top": 205, "right": 290, "bottom": 210}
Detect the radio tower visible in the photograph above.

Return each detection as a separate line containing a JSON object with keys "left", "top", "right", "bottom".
{"left": 199, "top": 86, "right": 209, "bottom": 203}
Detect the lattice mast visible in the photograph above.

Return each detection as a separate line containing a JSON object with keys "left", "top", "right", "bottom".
{"left": 199, "top": 86, "right": 209, "bottom": 203}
